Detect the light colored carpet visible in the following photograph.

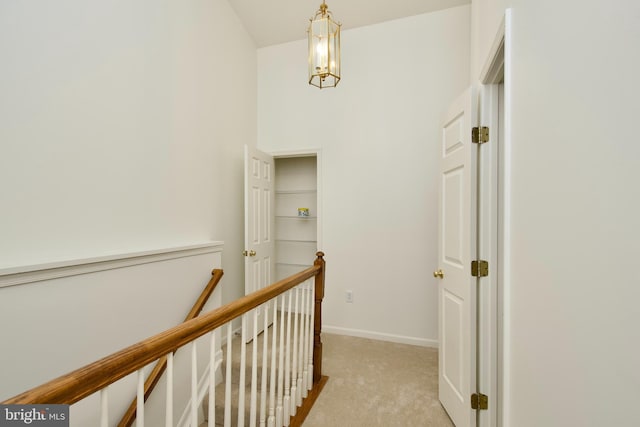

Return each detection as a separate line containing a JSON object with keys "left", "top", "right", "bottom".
{"left": 303, "top": 333, "right": 454, "bottom": 427}
{"left": 202, "top": 331, "right": 454, "bottom": 426}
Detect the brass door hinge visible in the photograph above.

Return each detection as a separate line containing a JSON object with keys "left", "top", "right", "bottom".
{"left": 471, "top": 260, "right": 489, "bottom": 277}
{"left": 471, "top": 393, "right": 489, "bottom": 410}
{"left": 472, "top": 126, "right": 489, "bottom": 144}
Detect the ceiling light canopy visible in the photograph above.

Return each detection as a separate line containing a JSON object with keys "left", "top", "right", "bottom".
{"left": 308, "top": 1, "right": 341, "bottom": 89}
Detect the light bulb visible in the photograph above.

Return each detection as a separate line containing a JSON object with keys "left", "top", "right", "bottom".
{"left": 315, "top": 36, "right": 328, "bottom": 72}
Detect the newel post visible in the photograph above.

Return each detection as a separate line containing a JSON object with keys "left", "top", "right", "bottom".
{"left": 313, "top": 251, "right": 325, "bottom": 384}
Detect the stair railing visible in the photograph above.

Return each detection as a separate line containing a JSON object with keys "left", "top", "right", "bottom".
{"left": 2, "top": 252, "right": 327, "bottom": 427}
{"left": 118, "top": 268, "right": 224, "bottom": 427}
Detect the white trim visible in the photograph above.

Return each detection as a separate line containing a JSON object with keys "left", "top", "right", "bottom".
{"left": 480, "top": 16, "right": 506, "bottom": 85}
{"left": 0, "top": 241, "right": 224, "bottom": 289}
{"left": 323, "top": 325, "right": 438, "bottom": 348}
{"left": 478, "top": 84, "right": 500, "bottom": 427}
{"left": 500, "top": 9, "right": 513, "bottom": 427}
{"left": 268, "top": 148, "right": 321, "bottom": 159}
{"left": 476, "top": 10, "right": 512, "bottom": 427}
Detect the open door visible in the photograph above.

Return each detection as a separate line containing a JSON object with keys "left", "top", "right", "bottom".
{"left": 436, "top": 88, "right": 477, "bottom": 427}
{"left": 244, "top": 145, "right": 275, "bottom": 338}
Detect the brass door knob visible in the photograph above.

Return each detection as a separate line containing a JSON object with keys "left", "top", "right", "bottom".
{"left": 433, "top": 269, "right": 444, "bottom": 279}
{"left": 242, "top": 250, "right": 257, "bottom": 257}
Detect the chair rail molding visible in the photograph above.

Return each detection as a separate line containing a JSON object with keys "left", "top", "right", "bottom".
{"left": 0, "top": 241, "right": 224, "bottom": 289}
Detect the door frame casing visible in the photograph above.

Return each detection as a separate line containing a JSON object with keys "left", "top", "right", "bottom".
{"left": 477, "top": 9, "right": 511, "bottom": 427}
{"left": 476, "top": 83, "right": 499, "bottom": 427}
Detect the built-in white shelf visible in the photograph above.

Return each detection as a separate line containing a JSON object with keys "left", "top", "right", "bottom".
{"left": 274, "top": 156, "right": 318, "bottom": 277}
{"left": 276, "top": 262, "right": 313, "bottom": 268}
{"left": 275, "top": 189, "right": 317, "bottom": 195}
{"left": 275, "top": 262, "right": 314, "bottom": 282}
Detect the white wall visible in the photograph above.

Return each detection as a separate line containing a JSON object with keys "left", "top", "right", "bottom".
{"left": 472, "top": 0, "right": 640, "bottom": 424}
{"left": 0, "top": 246, "right": 223, "bottom": 427}
{"left": 0, "top": 0, "right": 255, "bottom": 408}
{"left": 0, "top": 0, "right": 256, "bottom": 307}
{"left": 471, "top": 0, "right": 509, "bottom": 79}
{"left": 258, "top": 6, "right": 470, "bottom": 346}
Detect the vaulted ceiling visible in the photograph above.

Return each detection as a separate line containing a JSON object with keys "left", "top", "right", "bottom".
{"left": 227, "top": 0, "right": 470, "bottom": 47}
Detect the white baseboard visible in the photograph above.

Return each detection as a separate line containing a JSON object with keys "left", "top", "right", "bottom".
{"left": 322, "top": 325, "right": 439, "bottom": 348}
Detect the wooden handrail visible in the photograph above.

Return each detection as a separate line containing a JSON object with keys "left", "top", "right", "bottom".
{"left": 2, "top": 253, "right": 325, "bottom": 405}
{"left": 118, "top": 268, "right": 224, "bottom": 427}
{"left": 185, "top": 269, "right": 225, "bottom": 320}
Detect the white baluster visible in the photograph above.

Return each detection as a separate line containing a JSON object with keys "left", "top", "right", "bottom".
{"left": 283, "top": 290, "right": 293, "bottom": 425}
{"left": 276, "top": 295, "right": 285, "bottom": 427}
{"left": 166, "top": 353, "right": 174, "bottom": 427}
{"left": 191, "top": 342, "right": 198, "bottom": 427}
{"left": 291, "top": 287, "right": 299, "bottom": 415}
{"left": 250, "top": 309, "right": 259, "bottom": 426}
{"left": 308, "top": 283, "right": 315, "bottom": 389}
{"left": 100, "top": 386, "right": 108, "bottom": 427}
{"left": 268, "top": 297, "right": 279, "bottom": 427}
{"left": 299, "top": 284, "right": 307, "bottom": 401}
{"left": 137, "top": 369, "right": 145, "bottom": 427}
{"left": 238, "top": 314, "right": 247, "bottom": 427}
{"left": 301, "top": 282, "right": 309, "bottom": 397}
{"left": 208, "top": 331, "right": 216, "bottom": 426}
{"left": 260, "top": 303, "right": 269, "bottom": 427}
{"left": 225, "top": 325, "right": 232, "bottom": 427}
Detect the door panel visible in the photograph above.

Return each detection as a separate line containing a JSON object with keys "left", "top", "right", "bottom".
{"left": 443, "top": 291, "right": 463, "bottom": 397}
{"left": 438, "top": 88, "right": 476, "bottom": 427}
{"left": 444, "top": 167, "right": 464, "bottom": 266}
{"left": 244, "top": 145, "right": 275, "bottom": 339}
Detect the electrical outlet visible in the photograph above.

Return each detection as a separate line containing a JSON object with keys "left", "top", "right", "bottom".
{"left": 346, "top": 290, "right": 353, "bottom": 303}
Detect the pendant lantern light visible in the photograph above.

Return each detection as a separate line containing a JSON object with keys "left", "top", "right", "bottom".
{"left": 308, "top": 1, "right": 341, "bottom": 88}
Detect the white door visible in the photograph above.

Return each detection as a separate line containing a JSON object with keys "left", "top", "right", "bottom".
{"left": 437, "top": 88, "right": 476, "bottom": 427}
{"left": 244, "top": 145, "right": 275, "bottom": 338}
